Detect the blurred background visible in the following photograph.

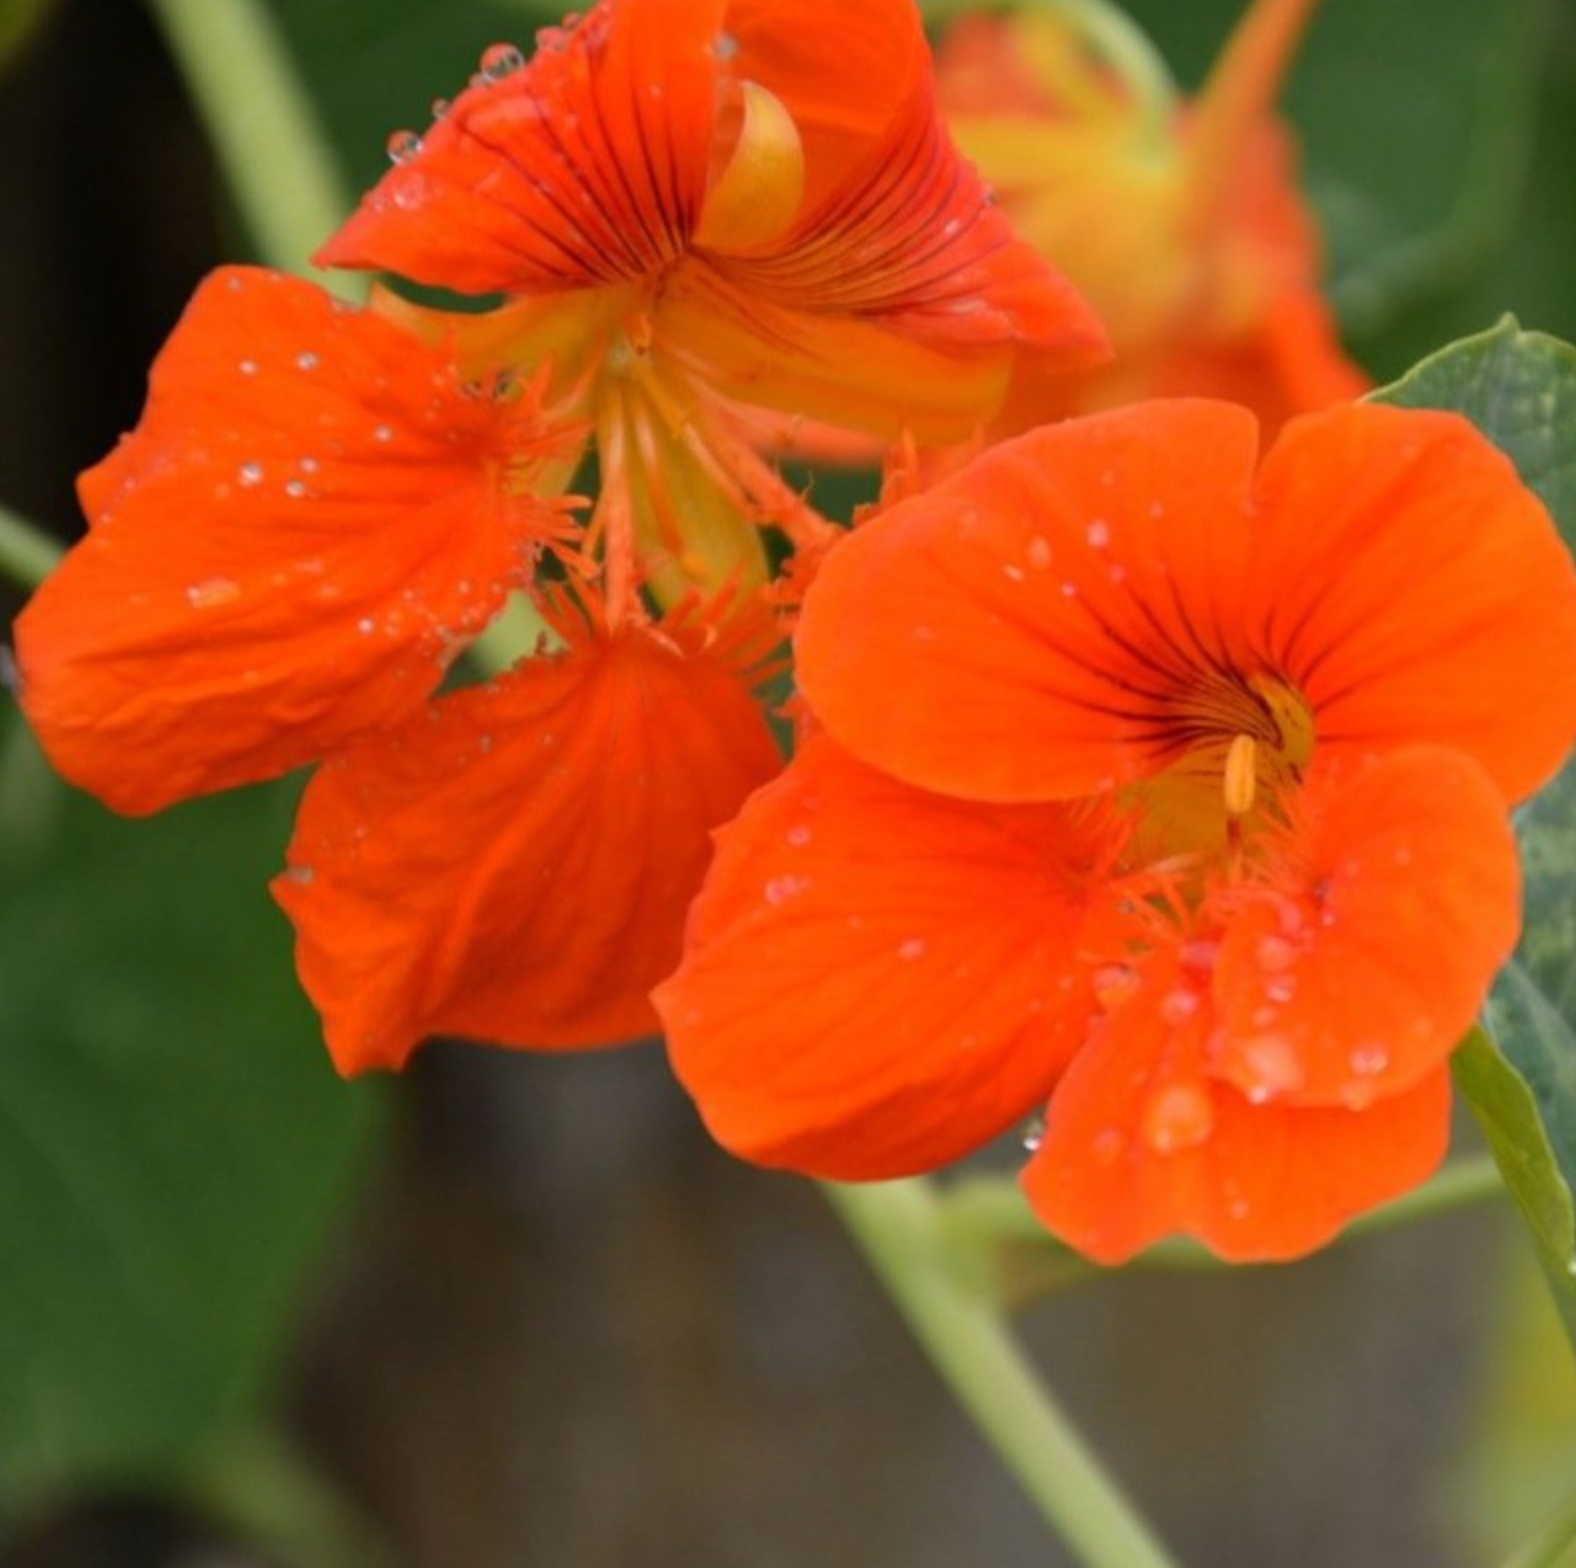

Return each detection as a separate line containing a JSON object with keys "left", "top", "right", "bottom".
{"left": 2, "top": 0, "right": 1576, "bottom": 1564}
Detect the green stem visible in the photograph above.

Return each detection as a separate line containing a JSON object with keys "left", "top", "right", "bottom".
{"left": 143, "top": 0, "right": 359, "bottom": 289}
{"left": 0, "top": 499, "right": 63, "bottom": 588}
{"left": 940, "top": 1153, "right": 1507, "bottom": 1287}
{"left": 824, "top": 1178, "right": 1186, "bottom": 1568}
{"left": 1499, "top": 1480, "right": 1576, "bottom": 1568}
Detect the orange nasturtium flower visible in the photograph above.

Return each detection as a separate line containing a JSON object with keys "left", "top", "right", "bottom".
{"left": 935, "top": 0, "right": 1368, "bottom": 436}
{"left": 315, "top": 0, "right": 1106, "bottom": 608}
{"left": 15, "top": 1, "right": 1101, "bottom": 1076}
{"left": 657, "top": 400, "right": 1576, "bottom": 1261}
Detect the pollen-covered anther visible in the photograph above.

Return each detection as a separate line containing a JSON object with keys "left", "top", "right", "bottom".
{"left": 693, "top": 82, "right": 806, "bottom": 253}
{"left": 1223, "top": 733, "right": 1258, "bottom": 818}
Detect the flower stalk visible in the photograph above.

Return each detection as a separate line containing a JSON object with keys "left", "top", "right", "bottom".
{"left": 824, "top": 1177, "right": 1187, "bottom": 1568}
{"left": 144, "top": 0, "right": 357, "bottom": 288}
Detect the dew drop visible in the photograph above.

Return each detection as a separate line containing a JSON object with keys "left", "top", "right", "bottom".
{"left": 785, "top": 823, "right": 813, "bottom": 848}
{"left": 479, "top": 42, "right": 526, "bottom": 79}
{"left": 1349, "top": 1041, "right": 1390, "bottom": 1077}
{"left": 764, "top": 873, "right": 808, "bottom": 906}
{"left": 431, "top": 97, "right": 452, "bottom": 120}
{"left": 285, "top": 479, "right": 308, "bottom": 499}
{"left": 1002, "top": 563, "right": 1026, "bottom": 583}
{"left": 1085, "top": 517, "right": 1110, "bottom": 548}
{"left": 386, "top": 129, "right": 423, "bottom": 163}
{"left": 1060, "top": 581, "right": 1078, "bottom": 599}
{"left": 1092, "top": 962, "right": 1139, "bottom": 1009}
{"left": 1255, "top": 934, "right": 1298, "bottom": 972}
{"left": 373, "top": 424, "right": 395, "bottom": 443}
{"left": 1264, "top": 975, "right": 1296, "bottom": 1004}
{"left": 238, "top": 358, "right": 258, "bottom": 376}
{"left": 1027, "top": 536, "right": 1053, "bottom": 570}
{"left": 357, "top": 617, "right": 376, "bottom": 635}
{"left": 283, "top": 864, "right": 315, "bottom": 886}
{"left": 238, "top": 462, "right": 264, "bottom": 487}
{"left": 897, "top": 937, "right": 927, "bottom": 962}
{"left": 1179, "top": 939, "right": 1219, "bottom": 974}
{"left": 1020, "top": 1115, "right": 1045, "bottom": 1153}
{"left": 295, "top": 351, "right": 320, "bottom": 371}
{"left": 186, "top": 576, "right": 240, "bottom": 609}
{"left": 1143, "top": 1082, "right": 1213, "bottom": 1154}
{"left": 1240, "top": 1035, "right": 1304, "bottom": 1103}
{"left": 1160, "top": 988, "right": 1199, "bottom": 1025}
{"left": 1091, "top": 1127, "right": 1124, "bottom": 1165}
{"left": 299, "top": 457, "right": 320, "bottom": 475}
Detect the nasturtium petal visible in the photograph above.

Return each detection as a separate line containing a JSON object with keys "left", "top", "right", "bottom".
{"left": 795, "top": 401, "right": 1260, "bottom": 803}
{"left": 317, "top": 2, "right": 725, "bottom": 294}
{"left": 1211, "top": 747, "right": 1521, "bottom": 1108}
{"left": 1024, "top": 953, "right": 1453, "bottom": 1263}
{"left": 16, "top": 267, "right": 558, "bottom": 815}
{"left": 276, "top": 618, "right": 780, "bottom": 1074}
{"left": 658, "top": 734, "right": 1131, "bottom": 1178}
{"left": 1246, "top": 400, "right": 1576, "bottom": 804}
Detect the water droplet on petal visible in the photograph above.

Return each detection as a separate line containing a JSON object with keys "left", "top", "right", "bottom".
{"left": 897, "top": 937, "right": 927, "bottom": 962}
{"left": 295, "top": 351, "right": 319, "bottom": 371}
{"left": 1027, "top": 536, "right": 1052, "bottom": 570}
{"left": 1349, "top": 1042, "right": 1390, "bottom": 1077}
{"left": 1160, "top": 989, "right": 1200, "bottom": 1025}
{"left": 238, "top": 358, "right": 258, "bottom": 376}
{"left": 237, "top": 462, "right": 264, "bottom": 487}
{"left": 1264, "top": 975, "right": 1296, "bottom": 1004}
{"left": 1093, "top": 962, "right": 1139, "bottom": 1009}
{"left": 386, "top": 129, "right": 423, "bottom": 163}
{"left": 373, "top": 424, "right": 395, "bottom": 443}
{"left": 431, "top": 97, "right": 452, "bottom": 120}
{"left": 1255, "top": 934, "right": 1299, "bottom": 972}
{"left": 712, "top": 30, "right": 740, "bottom": 60}
{"left": 479, "top": 42, "right": 526, "bottom": 79}
{"left": 285, "top": 479, "right": 308, "bottom": 499}
{"left": 1143, "top": 1082, "right": 1213, "bottom": 1153}
{"left": 1239, "top": 1035, "right": 1304, "bottom": 1103}
{"left": 283, "top": 864, "right": 315, "bottom": 886}
{"left": 785, "top": 824, "right": 813, "bottom": 848}
{"left": 1020, "top": 1115, "right": 1045, "bottom": 1153}
{"left": 764, "top": 873, "right": 808, "bottom": 906}
{"left": 357, "top": 617, "right": 375, "bottom": 635}
{"left": 1091, "top": 1127, "right": 1124, "bottom": 1165}
{"left": 1002, "top": 563, "right": 1026, "bottom": 583}
{"left": 186, "top": 576, "right": 240, "bottom": 608}
{"left": 1085, "top": 518, "right": 1110, "bottom": 548}
{"left": 1179, "top": 940, "right": 1219, "bottom": 974}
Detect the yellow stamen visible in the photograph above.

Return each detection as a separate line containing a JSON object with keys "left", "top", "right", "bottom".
{"left": 1223, "top": 733, "right": 1259, "bottom": 818}
{"left": 693, "top": 81, "right": 805, "bottom": 253}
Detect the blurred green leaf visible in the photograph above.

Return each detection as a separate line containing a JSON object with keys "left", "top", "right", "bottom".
{"left": 1372, "top": 320, "right": 1576, "bottom": 1350}
{"left": 267, "top": 0, "right": 567, "bottom": 201}
{"left": 0, "top": 0, "right": 54, "bottom": 76}
{"left": 1102, "top": 0, "right": 1542, "bottom": 339}
{"left": 0, "top": 728, "right": 386, "bottom": 1506}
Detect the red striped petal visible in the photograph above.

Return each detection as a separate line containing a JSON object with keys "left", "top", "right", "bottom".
{"left": 276, "top": 615, "right": 780, "bottom": 1074}
{"left": 16, "top": 267, "right": 564, "bottom": 815}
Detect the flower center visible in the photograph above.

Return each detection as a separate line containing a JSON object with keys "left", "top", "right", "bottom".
{"left": 1123, "top": 671, "right": 1314, "bottom": 865}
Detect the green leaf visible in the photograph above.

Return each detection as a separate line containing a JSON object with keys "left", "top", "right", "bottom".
{"left": 1452, "top": 1030, "right": 1576, "bottom": 1350}
{"left": 1373, "top": 320, "right": 1576, "bottom": 1347}
{"left": 0, "top": 729, "right": 387, "bottom": 1506}
{"left": 1373, "top": 316, "right": 1576, "bottom": 533}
